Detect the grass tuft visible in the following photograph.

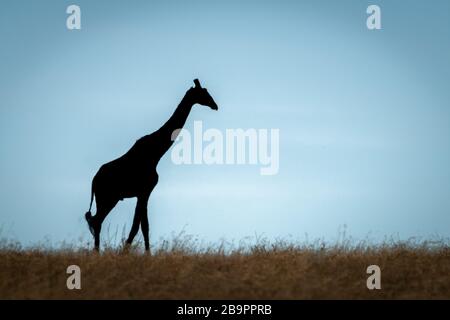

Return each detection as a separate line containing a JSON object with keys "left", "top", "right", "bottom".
{"left": 1, "top": 234, "right": 449, "bottom": 299}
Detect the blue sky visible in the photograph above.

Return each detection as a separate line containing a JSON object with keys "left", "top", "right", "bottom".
{"left": 1, "top": 0, "right": 450, "bottom": 246}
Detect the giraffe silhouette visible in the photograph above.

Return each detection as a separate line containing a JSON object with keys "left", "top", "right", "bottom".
{"left": 85, "top": 79, "right": 218, "bottom": 252}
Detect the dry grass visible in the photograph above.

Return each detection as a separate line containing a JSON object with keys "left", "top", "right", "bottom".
{"left": 1, "top": 235, "right": 449, "bottom": 299}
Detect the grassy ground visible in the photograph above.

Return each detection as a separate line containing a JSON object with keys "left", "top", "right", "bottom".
{"left": 1, "top": 237, "right": 449, "bottom": 299}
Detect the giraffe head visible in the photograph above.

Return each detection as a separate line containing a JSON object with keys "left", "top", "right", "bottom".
{"left": 188, "top": 79, "right": 218, "bottom": 110}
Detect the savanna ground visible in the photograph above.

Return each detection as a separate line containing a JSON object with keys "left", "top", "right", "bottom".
{"left": 1, "top": 233, "right": 449, "bottom": 299}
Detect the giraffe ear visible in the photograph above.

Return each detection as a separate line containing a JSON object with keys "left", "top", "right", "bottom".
{"left": 193, "top": 79, "right": 202, "bottom": 88}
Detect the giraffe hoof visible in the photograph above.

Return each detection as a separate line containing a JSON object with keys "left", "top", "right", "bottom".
{"left": 85, "top": 211, "right": 95, "bottom": 236}
{"left": 122, "top": 242, "right": 131, "bottom": 252}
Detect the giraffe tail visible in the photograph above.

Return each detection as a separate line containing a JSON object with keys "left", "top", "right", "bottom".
{"left": 85, "top": 179, "right": 95, "bottom": 236}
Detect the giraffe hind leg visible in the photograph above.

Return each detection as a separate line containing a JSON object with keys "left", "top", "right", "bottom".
{"left": 87, "top": 197, "right": 118, "bottom": 251}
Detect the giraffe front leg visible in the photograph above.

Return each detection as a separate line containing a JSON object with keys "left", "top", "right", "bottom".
{"left": 126, "top": 194, "right": 149, "bottom": 247}
{"left": 126, "top": 210, "right": 141, "bottom": 247}
{"left": 140, "top": 207, "right": 150, "bottom": 253}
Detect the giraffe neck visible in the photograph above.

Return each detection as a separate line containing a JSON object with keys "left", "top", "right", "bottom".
{"left": 160, "top": 93, "right": 194, "bottom": 135}
{"left": 153, "top": 92, "right": 195, "bottom": 157}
